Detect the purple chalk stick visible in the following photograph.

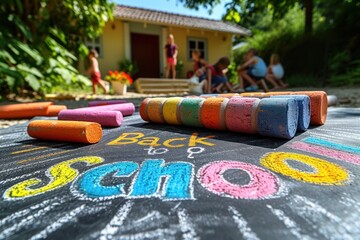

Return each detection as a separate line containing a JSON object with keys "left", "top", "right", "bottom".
{"left": 88, "top": 100, "right": 127, "bottom": 107}
{"left": 76, "top": 103, "right": 135, "bottom": 116}
{"left": 58, "top": 110, "right": 123, "bottom": 127}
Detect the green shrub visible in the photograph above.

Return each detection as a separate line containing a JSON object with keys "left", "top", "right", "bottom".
{"left": 226, "top": 62, "right": 238, "bottom": 84}
{"left": 118, "top": 59, "right": 139, "bottom": 77}
{"left": 328, "top": 60, "right": 360, "bottom": 86}
{"left": 0, "top": 1, "right": 113, "bottom": 97}
{"left": 285, "top": 74, "right": 320, "bottom": 87}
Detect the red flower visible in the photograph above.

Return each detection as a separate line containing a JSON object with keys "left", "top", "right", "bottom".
{"left": 106, "top": 70, "right": 133, "bottom": 85}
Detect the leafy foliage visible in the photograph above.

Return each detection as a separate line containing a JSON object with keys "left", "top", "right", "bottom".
{"left": 179, "top": 0, "right": 312, "bottom": 33}
{"left": 118, "top": 59, "right": 139, "bottom": 77}
{"left": 328, "top": 51, "right": 360, "bottom": 86}
{"left": 0, "top": 0, "right": 113, "bottom": 96}
{"left": 230, "top": 1, "right": 360, "bottom": 87}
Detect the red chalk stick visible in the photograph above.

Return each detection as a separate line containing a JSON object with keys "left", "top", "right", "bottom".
{"left": 58, "top": 109, "right": 123, "bottom": 127}
{"left": 0, "top": 102, "right": 53, "bottom": 119}
{"left": 27, "top": 120, "right": 102, "bottom": 144}
{"left": 88, "top": 100, "right": 127, "bottom": 107}
{"left": 76, "top": 103, "right": 135, "bottom": 116}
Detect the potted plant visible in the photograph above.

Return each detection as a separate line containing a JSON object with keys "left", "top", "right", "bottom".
{"left": 105, "top": 70, "right": 133, "bottom": 95}
{"left": 118, "top": 59, "right": 138, "bottom": 77}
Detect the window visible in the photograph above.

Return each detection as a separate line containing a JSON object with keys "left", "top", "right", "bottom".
{"left": 187, "top": 38, "right": 207, "bottom": 61}
{"left": 86, "top": 37, "right": 103, "bottom": 58}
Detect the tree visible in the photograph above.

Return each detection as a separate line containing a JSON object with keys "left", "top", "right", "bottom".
{"left": 0, "top": 0, "right": 113, "bottom": 95}
{"left": 178, "top": 0, "right": 313, "bottom": 34}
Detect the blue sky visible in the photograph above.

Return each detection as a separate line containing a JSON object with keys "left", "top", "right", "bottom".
{"left": 113, "top": 0, "right": 229, "bottom": 20}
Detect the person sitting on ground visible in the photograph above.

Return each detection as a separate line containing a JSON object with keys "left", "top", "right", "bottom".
{"left": 192, "top": 49, "right": 207, "bottom": 81}
{"left": 206, "top": 57, "right": 234, "bottom": 93}
{"left": 86, "top": 49, "right": 108, "bottom": 95}
{"left": 265, "top": 53, "right": 288, "bottom": 90}
{"left": 236, "top": 48, "right": 267, "bottom": 92}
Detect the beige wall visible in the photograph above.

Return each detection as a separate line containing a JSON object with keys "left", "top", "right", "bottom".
{"left": 83, "top": 20, "right": 234, "bottom": 79}
{"left": 98, "top": 20, "right": 125, "bottom": 75}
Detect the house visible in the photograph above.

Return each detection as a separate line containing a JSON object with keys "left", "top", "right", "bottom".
{"left": 85, "top": 5, "right": 250, "bottom": 79}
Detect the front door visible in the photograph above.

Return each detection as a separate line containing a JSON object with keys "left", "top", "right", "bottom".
{"left": 131, "top": 33, "right": 160, "bottom": 78}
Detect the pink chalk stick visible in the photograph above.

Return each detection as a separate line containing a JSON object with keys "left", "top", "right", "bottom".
{"left": 76, "top": 103, "right": 135, "bottom": 116}
{"left": 197, "top": 161, "right": 279, "bottom": 199}
{"left": 289, "top": 141, "right": 360, "bottom": 165}
{"left": 88, "top": 100, "right": 127, "bottom": 107}
{"left": 225, "top": 97, "right": 260, "bottom": 134}
{"left": 58, "top": 109, "right": 123, "bottom": 127}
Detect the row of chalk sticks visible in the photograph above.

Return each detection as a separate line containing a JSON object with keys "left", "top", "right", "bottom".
{"left": 0, "top": 100, "right": 136, "bottom": 144}
{"left": 139, "top": 91, "right": 328, "bottom": 139}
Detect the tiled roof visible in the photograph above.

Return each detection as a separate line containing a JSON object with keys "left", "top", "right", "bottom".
{"left": 114, "top": 5, "right": 251, "bottom": 35}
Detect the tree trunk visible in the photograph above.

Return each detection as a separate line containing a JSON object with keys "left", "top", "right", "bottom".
{"left": 304, "top": 0, "right": 313, "bottom": 35}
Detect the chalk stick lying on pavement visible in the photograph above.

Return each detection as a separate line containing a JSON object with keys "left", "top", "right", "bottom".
{"left": 162, "top": 97, "right": 183, "bottom": 125}
{"left": 46, "top": 105, "right": 67, "bottom": 117}
{"left": 28, "top": 120, "right": 102, "bottom": 144}
{"left": 201, "top": 97, "right": 229, "bottom": 130}
{"left": 179, "top": 98, "right": 205, "bottom": 127}
{"left": 139, "top": 98, "right": 150, "bottom": 122}
{"left": 327, "top": 95, "right": 338, "bottom": 106}
{"left": 147, "top": 98, "right": 167, "bottom": 123}
{"left": 225, "top": 97, "right": 260, "bottom": 134}
{"left": 58, "top": 109, "right": 123, "bottom": 127}
{"left": 76, "top": 103, "right": 135, "bottom": 116}
{"left": 88, "top": 100, "right": 127, "bottom": 107}
{"left": 270, "top": 95, "right": 310, "bottom": 131}
{"left": 0, "top": 102, "right": 53, "bottom": 119}
{"left": 257, "top": 98, "right": 299, "bottom": 139}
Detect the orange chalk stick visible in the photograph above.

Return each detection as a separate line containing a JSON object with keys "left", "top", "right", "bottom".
{"left": 28, "top": 120, "right": 102, "bottom": 144}
{"left": 290, "top": 91, "right": 328, "bottom": 125}
{"left": 200, "top": 97, "right": 229, "bottom": 130}
{"left": 0, "top": 102, "right": 53, "bottom": 119}
{"left": 240, "top": 91, "right": 328, "bottom": 125}
{"left": 45, "top": 105, "right": 67, "bottom": 117}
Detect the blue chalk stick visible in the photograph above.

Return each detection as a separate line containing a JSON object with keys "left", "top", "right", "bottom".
{"left": 270, "top": 95, "right": 310, "bottom": 131}
{"left": 257, "top": 98, "right": 299, "bottom": 139}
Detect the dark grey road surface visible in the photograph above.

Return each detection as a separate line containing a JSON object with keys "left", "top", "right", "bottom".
{"left": 0, "top": 107, "right": 359, "bottom": 240}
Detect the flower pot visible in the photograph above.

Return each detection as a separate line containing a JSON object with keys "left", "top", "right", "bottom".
{"left": 111, "top": 81, "right": 127, "bottom": 95}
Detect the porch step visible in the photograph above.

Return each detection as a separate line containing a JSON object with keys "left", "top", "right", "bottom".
{"left": 135, "top": 78, "right": 190, "bottom": 94}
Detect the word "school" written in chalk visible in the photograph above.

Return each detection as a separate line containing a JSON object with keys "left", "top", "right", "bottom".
{"left": 3, "top": 151, "right": 350, "bottom": 201}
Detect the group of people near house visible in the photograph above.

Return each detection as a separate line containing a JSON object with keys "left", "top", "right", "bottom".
{"left": 165, "top": 34, "right": 288, "bottom": 93}
{"left": 87, "top": 33, "right": 287, "bottom": 95}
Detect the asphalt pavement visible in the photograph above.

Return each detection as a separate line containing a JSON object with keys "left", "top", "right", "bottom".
{"left": 0, "top": 106, "right": 359, "bottom": 239}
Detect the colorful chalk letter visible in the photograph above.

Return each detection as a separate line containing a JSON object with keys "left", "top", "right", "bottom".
{"left": 74, "top": 162, "right": 139, "bottom": 199}
{"left": 4, "top": 156, "right": 104, "bottom": 200}
{"left": 197, "top": 161, "right": 280, "bottom": 199}
{"left": 289, "top": 141, "right": 360, "bottom": 165}
{"left": 130, "top": 159, "right": 194, "bottom": 200}
{"left": 303, "top": 137, "right": 360, "bottom": 155}
{"left": 260, "top": 152, "right": 349, "bottom": 185}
